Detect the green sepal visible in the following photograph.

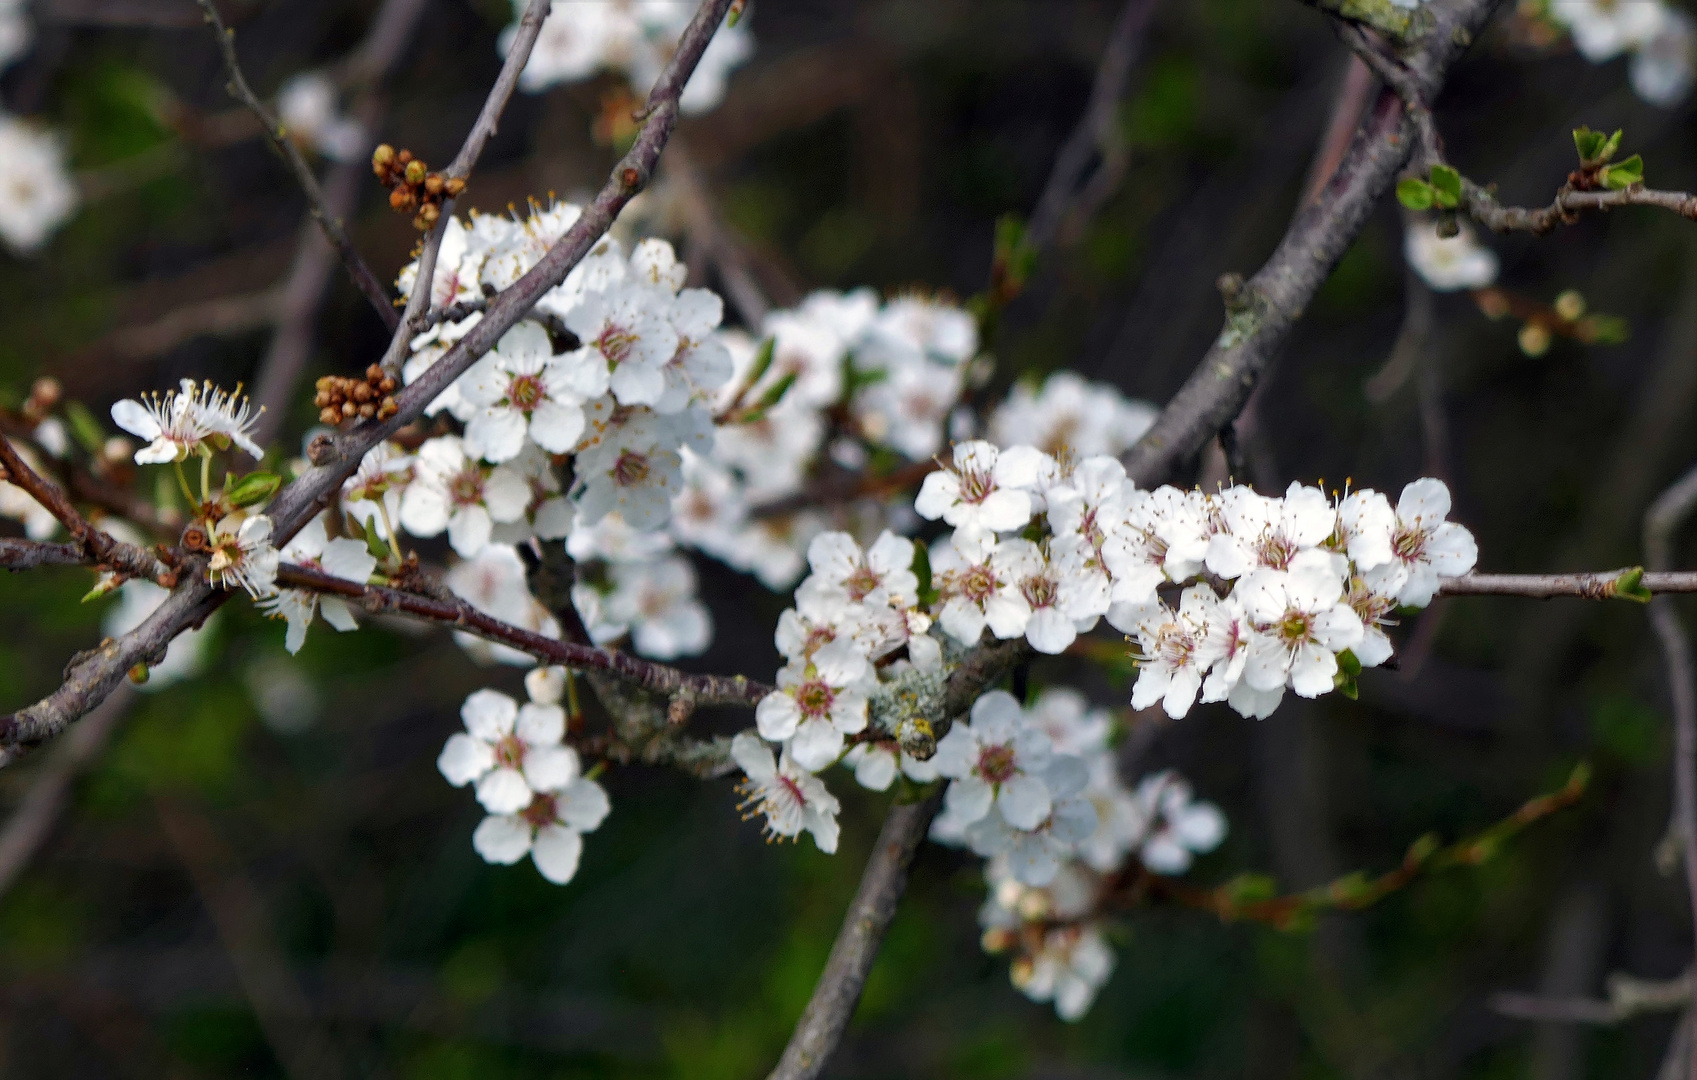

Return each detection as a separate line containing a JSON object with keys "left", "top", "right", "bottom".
{"left": 1334, "top": 649, "right": 1361, "bottom": 699}
{"left": 1396, "top": 177, "right": 1434, "bottom": 210}
{"left": 746, "top": 335, "right": 776, "bottom": 386}
{"left": 1218, "top": 872, "right": 1278, "bottom": 906}
{"left": 1429, "top": 164, "right": 1462, "bottom": 208}
{"left": 363, "top": 526, "right": 392, "bottom": 563}
{"left": 224, "top": 471, "right": 280, "bottom": 508}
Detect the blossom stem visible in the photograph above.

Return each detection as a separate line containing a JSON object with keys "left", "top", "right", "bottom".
{"left": 198, "top": 451, "right": 212, "bottom": 506}
{"left": 173, "top": 460, "right": 197, "bottom": 511}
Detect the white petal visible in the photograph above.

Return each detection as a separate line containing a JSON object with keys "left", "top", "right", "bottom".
{"left": 555, "top": 777, "right": 611, "bottom": 831}
{"left": 438, "top": 732, "right": 494, "bottom": 786}
{"left": 475, "top": 767, "right": 533, "bottom": 814}
{"left": 471, "top": 814, "right": 532, "bottom": 864}
{"left": 461, "top": 689, "right": 518, "bottom": 740}
{"left": 522, "top": 744, "right": 579, "bottom": 792}
{"left": 998, "top": 773, "right": 1053, "bottom": 831}
{"left": 516, "top": 702, "right": 566, "bottom": 745}
{"left": 945, "top": 774, "right": 994, "bottom": 825}
{"left": 789, "top": 718, "right": 845, "bottom": 772}
{"left": 529, "top": 824, "right": 584, "bottom": 884}
{"left": 756, "top": 691, "right": 802, "bottom": 741}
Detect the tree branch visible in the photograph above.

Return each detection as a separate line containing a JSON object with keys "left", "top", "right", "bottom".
{"left": 0, "top": 437, "right": 174, "bottom": 586}
{"left": 1121, "top": 0, "right": 1505, "bottom": 486}
{"left": 1492, "top": 972, "right": 1693, "bottom": 1025}
{"left": 767, "top": 790, "right": 944, "bottom": 1080}
{"left": 1295, "top": 0, "right": 1433, "bottom": 41}
{"left": 275, "top": 563, "right": 770, "bottom": 707}
{"left": 0, "top": 538, "right": 86, "bottom": 570}
{"left": 193, "top": 0, "right": 398, "bottom": 331}
{"left": 1438, "top": 570, "right": 1697, "bottom": 598}
{"left": 0, "top": 0, "right": 741, "bottom": 752}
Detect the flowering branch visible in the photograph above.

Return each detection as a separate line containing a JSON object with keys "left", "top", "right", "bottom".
{"left": 767, "top": 790, "right": 944, "bottom": 1080}
{"left": 274, "top": 563, "right": 771, "bottom": 707}
{"left": 193, "top": 0, "right": 399, "bottom": 332}
{"left": 0, "top": 0, "right": 739, "bottom": 753}
{"left": 0, "top": 436, "right": 174, "bottom": 587}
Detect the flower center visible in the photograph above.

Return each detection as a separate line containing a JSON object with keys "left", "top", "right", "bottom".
{"left": 1257, "top": 531, "right": 1297, "bottom": 570}
{"left": 507, "top": 373, "right": 545, "bottom": 412}
{"left": 449, "top": 468, "right": 485, "bottom": 507}
{"left": 1021, "top": 573, "right": 1057, "bottom": 610}
{"left": 1041, "top": 415, "right": 1080, "bottom": 458}
{"left": 978, "top": 744, "right": 1018, "bottom": 785}
{"left": 1157, "top": 624, "right": 1195, "bottom": 667}
{"left": 1277, "top": 610, "right": 1315, "bottom": 646}
{"left": 1391, "top": 525, "right": 1426, "bottom": 562}
{"left": 796, "top": 680, "right": 834, "bottom": 718}
{"left": 597, "top": 325, "right": 638, "bottom": 366}
{"left": 495, "top": 734, "right": 526, "bottom": 770}
{"left": 521, "top": 792, "right": 557, "bottom": 828}
{"left": 960, "top": 563, "right": 998, "bottom": 602}
{"left": 612, "top": 450, "right": 650, "bottom": 487}
{"left": 776, "top": 773, "right": 807, "bottom": 808}
{"left": 845, "top": 566, "right": 882, "bottom": 601}
{"left": 958, "top": 467, "right": 994, "bottom": 504}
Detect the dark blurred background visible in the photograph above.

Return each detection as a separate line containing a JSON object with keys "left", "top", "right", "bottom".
{"left": 2, "top": 0, "right": 1697, "bottom": 1076}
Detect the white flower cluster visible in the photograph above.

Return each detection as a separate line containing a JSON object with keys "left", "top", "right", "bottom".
{"left": 505, "top": 0, "right": 754, "bottom": 113}
{"left": 1550, "top": 0, "right": 1695, "bottom": 106}
{"left": 1404, "top": 219, "right": 1499, "bottom": 293}
{"left": 965, "top": 692, "right": 1225, "bottom": 1020}
{"left": 439, "top": 669, "right": 611, "bottom": 883}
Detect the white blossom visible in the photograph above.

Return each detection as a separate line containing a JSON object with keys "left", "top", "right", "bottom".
{"left": 931, "top": 691, "right": 1058, "bottom": 832}
{"left": 1012, "top": 924, "right": 1116, "bottom": 1022}
{"left": 399, "top": 436, "right": 530, "bottom": 557}
{"left": 1130, "top": 771, "right": 1227, "bottom": 874}
{"left": 0, "top": 114, "right": 76, "bottom": 254}
{"left": 563, "top": 284, "right": 680, "bottom": 408}
{"left": 206, "top": 513, "right": 280, "bottom": 598}
{"left": 1404, "top": 219, "right": 1499, "bottom": 292}
{"left": 471, "top": 774, "right": 611, "bottom": 884}
{"left": 989, "top": 372, "right": 1158, "bottom": 460}
{"left": 258, "top": 513, "right": 376, "bottom": 653}
{"left": 341, "top": 441, "right": 415, "bottom": 532}
{"left": 111, "top": 380, "right": 263, "bottom": 464}
{"left": 915, "top": 440, "right": 1045, "bottom": 535}
{"left": 1549, "top": 0, "right": 1668, "bottom": 60}
{"left": 572, "top": 405, "right": 685, "bottom": 530}
{"left": 1365, "top": 477, "right": 1478, "bottom": 606}
{"left": 1237, "top": 552, "right": 1364, "bottom": 698}
{"left": 461, "top": 321, "right": 608, "bottom": 462}
{"left": 1122, "top": 584, "right": 1231, "bottom": 719}
{"left": 603, "top": 555, "right": 712, "bottom": 659}
{"left": 1632, "top": 7, "right": 1696, "bottom": 105}
{"left": 732, "top": 731, "right": 840, "bottom": 853}
{"left": 755, "top": 655, "right": 870, "bottom": 772}
{"left": 444, "top": 544, "right": 562, "bottom": 666}
{"left": 439, "top": 687, "right": 580, "bottom": 814}
{"left": 277, "top": 71, "right": 366, "bottom": 162}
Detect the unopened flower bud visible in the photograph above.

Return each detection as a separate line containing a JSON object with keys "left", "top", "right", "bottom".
{"left": 320, "top": 407, "right": 342, "bottom": 426}
{"left": 404, "top": 159, "right": 426, "bottom": 185}
{"left": 424, "top": 173, "right": 444, "bottom": 196}
{"left": 372, "top": 144, "right": 395, "bottom": 173}
{"left": 444, "top": 177, "right": 466, "bottom": 196}
{"left": 28, "top": 376, "right": 61, "bottom": 411}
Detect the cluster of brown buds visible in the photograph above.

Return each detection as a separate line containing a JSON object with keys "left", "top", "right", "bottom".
{"left": 372, "top": 145, "right": 465, "bottom": 229}
{"left": 315, "top": 365, "right": 399, "bottom": 425}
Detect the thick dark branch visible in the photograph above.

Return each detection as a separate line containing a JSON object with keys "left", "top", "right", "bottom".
{"left": 1439, "top": 570, "right": 1697, "bottom": 598}
{"left": 276, "top": 564, "right": 770, "bottom": 707}
{"left": 0, "top": 538, "right": 86, "bottom": 570}
{"left": 767, "top": 790, "right": 944, "bottom": 1080}
{"left": 0, "top": 437, "right": 173, "bottom": 586}
{"left": 1025, "top": 0, "right": 1159, "bottom": 254}
{"left": 2, "top": 0, "right": 739, "bottom": 753}
{"left": 1121, "top": 0, "right": 1504, "bottom": 486}
{"left": 193, "top": 0, "right": 398, "bottom": 331}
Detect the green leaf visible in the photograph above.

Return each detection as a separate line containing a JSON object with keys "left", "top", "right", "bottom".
{"left": 364, "top": 527, "right": 391, "bottom": 563}
{"left": 224, "top": 471, "right": 280, "bottom": 508}
{"left": 63, "top": 401, "right": 106, "bottom": 455}
{"left": 341, "top": 513, "right": 367, "bottom": 543}
{"left": 1396, "top": 177, "right": 1434, "bottom": 211}
{"left": 1601, "top": 154, "right": 1644, "bottom": 190}
{"left": 1572, "top": 126, "right": 1607, "bottom": 164}
{"left": 1429, "top": 164, "right": 1462, "bottom": 208}
{"left": 1219, "top": 872, "right": 1278, "bottom": 906}
{"left": 1612, "top": 565, "right": 1653, "bottom": 602}
{"left": 745, "top": 335, "right": 776, "bottom": 387}
{"left": 1599, "top": 128, "right": 1624, "bottom": 164}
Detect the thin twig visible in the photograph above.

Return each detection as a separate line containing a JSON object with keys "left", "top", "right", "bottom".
{"left": 0, "top": 0, "right": 740, "bottom": 751}
{"left": 1646, "top": 461, "right": 1697, "bottom": 1079}
{"left": 193, "top": 0, "right": 398, "bottom": 331}
{"left": 1438, "top": 570, "right": 1697, "bottom": 597}
{"left": 377, "top": 0, "right": 553, "bottom": 375}
{"left": 275, "top": 563, "right": 770, "bottom": 706}
{"left": 766, "top": 790, "right": 944, "bottom": 1080}
{"left": 1492, "top": 971, "right": 1693, "bottom": 1025}
{"left": 155, "top": 797, "right": 345, "bottom": 1080}
{"left": 0, "top": 683, "right": 135, "bottom": 899}
{"left": 1025, "top": 0, "right": 1160, "bottom": 255}
{"left": 0, "top": 538, "right": 86, "bottom": 570}
{"left": 0, "top": 438, "right": 173, "bottom": 586}
{"left": 250, "top": 0, "right": 434, "bottom": 444}
{"left": 665, "top": 137, "right": 770, "bottom": 327}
